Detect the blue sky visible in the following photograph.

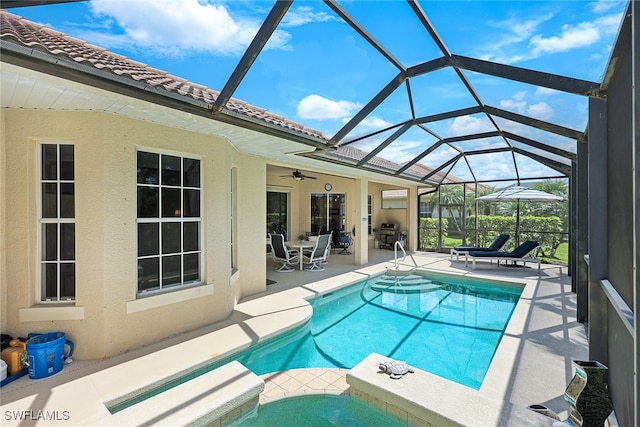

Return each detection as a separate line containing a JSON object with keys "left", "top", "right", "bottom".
{"left": 11, "top": 0, "right": 626, "bottom": 182}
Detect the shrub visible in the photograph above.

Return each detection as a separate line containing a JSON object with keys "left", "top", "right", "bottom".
{"left": 419, "top": 217, "right": 448, "bottom": 249}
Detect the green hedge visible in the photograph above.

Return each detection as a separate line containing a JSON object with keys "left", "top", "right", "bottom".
{"left": 467, "top": 215, "right": 564, "bottom": 257}
{"left": 419, "top": 215, "right": 564, "bottom": 257}
{"left": 418, "top": 217, "right": 448, "bottom": 248}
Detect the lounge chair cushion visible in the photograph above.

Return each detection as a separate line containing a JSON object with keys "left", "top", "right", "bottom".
{"left": 453, "top": 234, "right": 510, "bottom": 252}
{"left": 468, "top": 240, "right": 539, "bottom": 258}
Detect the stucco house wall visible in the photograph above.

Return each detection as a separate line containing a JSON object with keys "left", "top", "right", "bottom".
{"left": 0, "top": 109, "right": 266, "bottom": 359}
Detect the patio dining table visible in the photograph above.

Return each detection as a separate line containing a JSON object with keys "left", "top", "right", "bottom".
{"left": 285, "top": 240, "right": 315, "bottom": 270}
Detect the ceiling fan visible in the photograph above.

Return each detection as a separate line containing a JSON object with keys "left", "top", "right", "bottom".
{"left": 280, "top": 169, "right": 316, "bottom": 181}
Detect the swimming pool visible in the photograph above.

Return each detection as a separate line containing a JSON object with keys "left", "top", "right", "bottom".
{"left": 232, "top": 271, "right": 522, "bottom": 389}
{"left": 108, "top": 271, "right": 522, "bottom": 414}
{"left": 226, "top": 394, "right": 407, "bottom": 427}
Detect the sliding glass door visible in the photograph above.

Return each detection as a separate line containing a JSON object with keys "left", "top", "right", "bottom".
{"left": 310, "top": 193, "right": 345, "bottom": 234}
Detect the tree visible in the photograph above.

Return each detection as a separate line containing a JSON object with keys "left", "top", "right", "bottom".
{"left": 437, "top": 184, "right": 466, "bottom": 234}
{"left": 525, "top": 180, "right": 568, "bottom": 230}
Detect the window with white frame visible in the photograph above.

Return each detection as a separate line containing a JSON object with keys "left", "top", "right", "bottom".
{"left": 368, "top": 194, "right": 372, "bottom": 235}
{"left": 40, "top": 143, "right": 76, "bottom": 301}
{"left": 136, "top": 150, "right": 201, "bottom": 294}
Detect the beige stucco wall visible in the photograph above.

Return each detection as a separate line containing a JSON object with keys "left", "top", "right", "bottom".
{"left": 0, "top": 109, "right": 7, "bottom": 333}
{"left": 1, "top": 110, "right": 267, "bottom": 359}
{"left": 1, "top": 107, "right": 420, "bottom": 361}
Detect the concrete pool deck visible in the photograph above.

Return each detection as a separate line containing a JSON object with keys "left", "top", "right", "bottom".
{"left": 0, "top": 250, "right": 616, "bottom": 426}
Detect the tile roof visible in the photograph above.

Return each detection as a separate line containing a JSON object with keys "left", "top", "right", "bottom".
{"left": 0, "top": 10, "right": 454, "bottom": 187}
{"left": 0, "top": 10, "right": 327, "bottom": 140}
{"left": 326, "top": 145, "right": 442, "bottom": 185}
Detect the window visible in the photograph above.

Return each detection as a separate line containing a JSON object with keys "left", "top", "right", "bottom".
{"left": 368, "top": 195, "right": 372, "bottom": 235}
{"left": 136, "top": 150, "right": 201, "bottom": 294}
{"left": 382, "top": 189, "right": 408, "bottom": 209}
{"left": 39, "top": 144, "right": 75, "bottom": 301}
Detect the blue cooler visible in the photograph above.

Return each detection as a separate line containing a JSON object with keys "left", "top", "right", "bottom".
{"left": 26, "top": 332, "right": 74, "bottom": 379}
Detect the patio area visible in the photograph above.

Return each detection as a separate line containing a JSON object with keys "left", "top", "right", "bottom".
{"left": 1, "top": 249, "right": 614, "bottom": 426}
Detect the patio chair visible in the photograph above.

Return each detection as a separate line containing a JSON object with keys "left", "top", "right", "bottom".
{"left": 450, "top": 234, "right": 510, "bottom": 261}
{"left": 334, "top": 232, "right": 352, "bottom": 255}
{"left": 269, "top": 233, "right": 299, "bottom": 272}
{"left": 303, "top": 232, "right": 332, "bottom": 271}
{"left": 465, "top": 240, "right": 540, "bottom": 271}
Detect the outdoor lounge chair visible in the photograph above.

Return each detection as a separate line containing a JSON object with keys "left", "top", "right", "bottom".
{"left": 450, "top": 234, "right": 510, "bottom": 261}
{"left": 269, "top": 233, "right": 299, "bottom": 272}
{"left": 303, "top": 232, "right": 332, "bottom": 271}
{"left": 465, "top": 240, "right": 540, "bottom": 271}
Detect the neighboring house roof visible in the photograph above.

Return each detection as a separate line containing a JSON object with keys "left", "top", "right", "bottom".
{"left": 0, "top": 10, "right": 327, "bottom": 141}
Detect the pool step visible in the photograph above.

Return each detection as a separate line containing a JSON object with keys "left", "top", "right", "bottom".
{"left": 375, "top": 276, "right": 432, "bottom": 286}
{"left": 103, "top": 361, "right": 264, "bottom": 426}
{"left": 370, "top": 282, "right": 441, "bottom": 294}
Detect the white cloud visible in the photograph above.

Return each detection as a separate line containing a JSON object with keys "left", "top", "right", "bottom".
{"left": 88, "top": 0, "right": 288, "bottom": 56}
{"left": 480, "top": 10, "right": 623, "bottom": 64}
{"left": 528, "top": 14, "right": 622, "bottom": 57}
{"left": 499, "top": 92, "right": 553, "bottom": 120}
{"left": 281, "top": 6, "right": 338, "bottom": 27}
{"left": 529, "top": 22, "right": 600, "bottom": 55}
{"left": 367, "top": 138, "right": 427, "bottom": 164}
{"left": 590, "top": 0, "right": 622, "bottom": 14}
{"left": 512, "top": 91, "right": 527, "bottom": 101}
{"left": 505, "top": 91, "right": 528, "bottom": 110}
{"left": 595, "top": 13, "right": 625, "bottom": 36}
{"left": 297, "top": 94, "right": 361, "bottom": 120}
{"left": 527, "top": 102, "right": 554, "bottom": 120}
{"left": 422, "top": 145, "right": 459, "bottom": 167}
{"left": 487, "top": 14, "right": 553, "bottom": 50}
{"left": 359, "top": 116, "right": 392, "bottom": 129}
{"left": 535, "top": 87, "right": 560, "bottom": 96}
{"left": 500, "top": 99, "right": 527, "bottom": 114}
{"left": 449, "top": 116, "right": 495, "bottom": 136}
{"left": 478, "top": 14, "right": 552, "bottom": 62}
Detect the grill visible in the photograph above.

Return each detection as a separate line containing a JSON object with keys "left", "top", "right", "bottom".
{"left": 379, "top": 223, "right": 400, "bottom": 249}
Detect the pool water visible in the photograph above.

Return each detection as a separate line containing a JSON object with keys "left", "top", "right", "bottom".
{"left": 226, "top": 394, "right": 407, "bottom": 427}
{"left": 108, "top": 272, "right": 522, "bottom": 414}
{"left": 234, "top": 273, "right": 522, "bottom": 389}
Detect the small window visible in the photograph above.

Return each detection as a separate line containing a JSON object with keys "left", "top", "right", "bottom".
{"left": 381, "top": 189, "right": 408, "bottom": 209}
{"left": 136, "top": 150, "right": 202, "bottom": 294}
{"left": 368, "top": 194, "right": 372, "bottom": 235}
{"left": 39, "top": 144, "right": 75, "bottom": 301}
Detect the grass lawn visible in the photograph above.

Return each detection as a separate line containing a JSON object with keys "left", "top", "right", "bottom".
{"left": 538, "top": 242, "right": 568, "bottom": 265}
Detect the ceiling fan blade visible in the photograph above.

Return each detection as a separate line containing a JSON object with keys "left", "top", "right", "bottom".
{"left": 302, "top": 175, "right": 317, "bottom": 179}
